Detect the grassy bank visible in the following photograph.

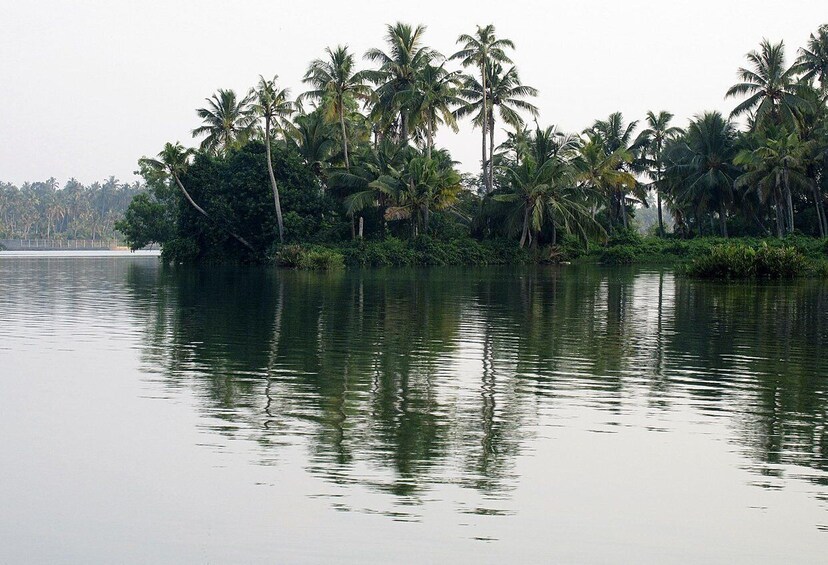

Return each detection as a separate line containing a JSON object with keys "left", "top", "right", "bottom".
{"left": 270, "top": 232, "right": 828, "bottom": 278}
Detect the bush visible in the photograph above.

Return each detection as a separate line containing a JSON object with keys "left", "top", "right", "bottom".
{"left": 161, "top": 238, "right": 200, "bottom": 264}
{"left": 600, "top": 245, "right": 639, "bottom": 265}
{"left": 685, "top": 243, "right": 818, "bottom": 278}
{"left": 275, "top": 245, "right": 344, "bottom": 270}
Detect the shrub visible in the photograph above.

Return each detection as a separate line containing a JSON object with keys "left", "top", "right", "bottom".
{"left": 685, "top": 243, "right": 817, "bottom": 278}
{"left": 275, "top": 245, "right": 344, "bottom": 270}
{"left": 600, "top": 245, "right": 639, "bottom": 265}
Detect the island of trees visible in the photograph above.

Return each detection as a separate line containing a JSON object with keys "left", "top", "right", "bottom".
{"left": 113, "top": 22, "right": 828, "bottom": 272}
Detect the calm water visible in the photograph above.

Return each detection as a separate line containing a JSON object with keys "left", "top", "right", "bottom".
{"left": 1, "top": 254, "right": 827, "bottom": 564}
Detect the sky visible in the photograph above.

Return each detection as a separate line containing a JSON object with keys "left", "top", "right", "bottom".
{"left": 1, "top": 0, "right": 826, "bottom": 187}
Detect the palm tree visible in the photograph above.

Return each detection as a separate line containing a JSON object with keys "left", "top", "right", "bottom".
{"left": 364, "top": 22, "right": 436, "bottom": 145}
{"left": 457, "top": 63, "right": 538, "bottom": 191}
{"left": 735, "top": 128, "right": 810, "bottom": 236}
{"left": 139, "top": 143, "right": 254, "bottom": 251}
{"left": 497, "top": 149, "right": 600, "bottom": 247}
{"left": 288, "top": 109, "right": 337, "bottom": 178}
{"left": 796, "top": 24, "right": 828, "bottom": 92}
{"left": 725, "top": 39, "right": 805, "bottom": 128}
{"left": 401, "top": 63, "right": 463, "bottom": 158}
{"left": 451, "top": 25, "right": 515, "bottom": 192}
{"left": 671, "top": 112, "right": 740, "bottom": 237}
{"left": 636, "top": 111, "right": 684, "bottom": 236}
{"left": 352, "top": 152, "right": 460, "bottom": 235}
{"left": 192, "top": 89, "right": 255, "bottom": 154}
{"left": 574, "top": 136, "right": 639, "bottom": 230}
{"left": 583, "top": 113, "right": 644, "bottom": 229}
{"left": 301, "top": 45, "right": 372, "bottom": 169}
{"left": 251, "top": 75, "right": 296, "bottom": 243}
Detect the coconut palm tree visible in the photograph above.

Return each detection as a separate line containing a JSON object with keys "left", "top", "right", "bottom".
{"left": 192, "top": 89, "right": 255, "bottom": 154}
{"left": 353, "top": 151, "right": 460, "bottom": 235}
{"left": 288, "top": 109, "right": 337, "bottom": 178}
{"left": 795, "top": 24, "right": 828, "bottom": 92}
{"left": 735, "top": 128, "right": 810, "bottom": 236}
{"left": 457, "top": 63, "right": 538, "bottom": 191}
{"left": 582, "top": 113, "right": 644, "bottom": 229}
{"left": 364, "top": 22, "right": 437, "bottom": 145}
{"left": 139, "top": 142, "right": 255, "bottom": 251}
{"left": 497, "top": 150, "right": 600, "bottom": 248}
{"left": 670, "top": 112, "right": 740, "bottom": 237}
{"left": 636, "top": 111, "right": 684, "bottom": 236}
{"left": 451, "top": 25, "right": 515, "bottom": 192}
{"left": 400, "top": 63, "right": 463, "bottom": 158}
{"left": 725, "top": 39, "right": 805, "bottom": 128}
{"left": 251, "top": 75, "right": 296, "bottom": 243}
{"left": 574, "top": 135, "right": 639, "bottom": 230}
{"left": 301, "top": 45, "right": 372, "bottom": 169}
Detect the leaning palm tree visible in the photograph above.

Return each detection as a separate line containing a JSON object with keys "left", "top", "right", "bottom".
{"left": 457, "top": 63, "right": 538, "bottom": 191}
{"left": 795, "top": 24, "right": 828, "bottom": 92}
{"left": 192, "top": 89, "right": 255, "bottom": 154}
{"left": 636, "top": 111, "right": 684, "bottom": 236}
{"left": 451, "top": 25, "right": 515, "bottom": 192}
{"left": 251, "top": 75, "right": 296, "bottom": 243}
{"left": 726, "top": 39, "right": 805, "bottom": 128}
{"left": 364, "top": 22, "right": 437, "bottom": 145}
{"left": 301, "top": 45, "right": 372, "bottom": 169}
{"left": 139, "top": 142, "right": 254, "bottom": 251}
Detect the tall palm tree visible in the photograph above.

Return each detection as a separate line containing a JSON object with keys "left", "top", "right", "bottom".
{"left": 457, "top": 63, "right": 538, "bottom": 191}
{"left": 451, "top": 25, "right": 515, "bottom": 192}
{"left": 301, "top": 45, "right": 372, "bottom": 170}
{"left": 364, "top": 22, "right": 436, "bottom": 145}
{"left": 139, "top": 143, "right": 254, "bottom": 251}
{"left": 251, "top": 75, "right": 296, "bottom": 243}
{"left": 288, "top": 109, "right": 337, "bottom": 178}
{"left": 796, "top": 24, "right": 828, "bottom": 92}
{"left": 401, "top": 63, "right": 463, "bottom": 158}
{"left": 192, "top": 89, "right": 255, "bottom": 154}
{"left": 725, "top": 39, "right": 805, "bottom": 128}
{"left": 636, "top": 111, "right": 684, "bottom": 236}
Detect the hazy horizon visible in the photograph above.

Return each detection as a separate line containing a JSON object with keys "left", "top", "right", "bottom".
{"left": 1, "top": 0, "right": 825, "bottom": 186}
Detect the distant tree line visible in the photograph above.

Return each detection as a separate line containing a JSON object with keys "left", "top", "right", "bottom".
{"left": 0, "top": 177, "right": 144, "bottom": 240}
{"left": 110, "top": 23, "right": 828, "bottom": 260}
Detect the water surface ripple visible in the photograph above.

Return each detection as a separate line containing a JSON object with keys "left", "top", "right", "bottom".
{"left": 1, "top": 255, "right": 827, "bottom": 563}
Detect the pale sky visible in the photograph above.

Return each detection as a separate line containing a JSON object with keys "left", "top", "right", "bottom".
{"left": 1, "top": 0, "right": 825, "bottom": 186}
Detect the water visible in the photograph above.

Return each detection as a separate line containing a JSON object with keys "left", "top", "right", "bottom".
{"left": 1, "top": 254, "right": 827, "bottom": 563}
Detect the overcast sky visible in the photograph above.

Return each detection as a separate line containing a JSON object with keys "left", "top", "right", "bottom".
{"left": 1, "top": 0, "right": 825, "bottom": 186}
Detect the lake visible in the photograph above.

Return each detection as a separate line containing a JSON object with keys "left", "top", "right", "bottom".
{"left": 1, "top": 254, "right": 826, "bottom": 563}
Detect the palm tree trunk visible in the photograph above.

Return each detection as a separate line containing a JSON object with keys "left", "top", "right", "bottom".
{"left": 339, "top": 99, "right": 350, "bottom": 169}
{"left": 784, "top": 169, "right": 794, "bottom": 234}
{"left": 620, "top": 192, "right": 628, "bottom": 229}
{"left": 427, "top": 117, "right": 433, "bottom": 160}
{"left": 264, "top": 117, "right": 284, "bottom": 244}
{"left": 172, "top": 173, "right": 255, "bottom": 252}
{"left": 773, "top": 188, "right": 784, "bottom": 238}
{"left": 481, "top": 61, "right": 489, "bottom": 192}
{"left": 719, "top": 201, "right": 728, "bottom": 238}
{"left": 488, "top": 116, "right": 495, "bottom": 191}
{"left": 519, "top": 206, "right": 529, "bottom": 248}
{"left": 812, "top": 181, "right": 825, "bottom": 238}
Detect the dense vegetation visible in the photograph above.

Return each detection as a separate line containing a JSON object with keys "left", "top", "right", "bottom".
{"left": 116, "top": 22, "right": 828, "bottom": 270}
{"left": 0, "top": 177, "right": 143, "bottom": 240}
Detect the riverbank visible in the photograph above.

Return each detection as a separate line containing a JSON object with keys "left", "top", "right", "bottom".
{"left": 267, "top": 233, "right": 828, "bottom": 276}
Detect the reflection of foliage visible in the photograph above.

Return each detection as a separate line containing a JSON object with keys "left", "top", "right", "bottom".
{"left": 124, "top": 264, "right": 828, "bottom": 506}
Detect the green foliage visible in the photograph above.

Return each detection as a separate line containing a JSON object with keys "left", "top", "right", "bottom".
{"left": 275, "top": 244, "right": 344, "bottom": 270}
{"left": 600, "top": 245, "right": 640, "bottom": 265}
{"left": 115, "top": 193, "right": 174, "bottom": 250}
{"left": 685, "top": 243, "right": 822, "bottom": 278}
{"left": 338, "top": 236, "right": 528, "bottom": 267}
